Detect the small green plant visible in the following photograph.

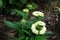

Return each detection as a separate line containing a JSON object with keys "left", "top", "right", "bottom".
{"left": 4, "top": 11, "right": 52, "bottom": 40}
{"left": 0, "top": 0, "right": 52, "bottom": 40}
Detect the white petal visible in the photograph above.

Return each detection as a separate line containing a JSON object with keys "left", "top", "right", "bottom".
{"left": 32, "top": 11, "right": 44, "bottom": 17}
{"left": 39, "top": 26, "right": 46, "bottom": 35}
{"left": 31, "top": 24, "right": 38, "bottom": 35}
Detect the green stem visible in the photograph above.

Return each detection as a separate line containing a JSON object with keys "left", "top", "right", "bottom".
{"left": 21, "top": 23, "right": 24, "bottom": 36}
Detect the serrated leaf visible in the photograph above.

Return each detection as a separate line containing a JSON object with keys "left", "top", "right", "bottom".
{"left": 4, "top": 21, "right": 18, "bottom": 29}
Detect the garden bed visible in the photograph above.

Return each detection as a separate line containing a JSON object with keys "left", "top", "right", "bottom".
{"left": 0, "top": 0, "right": 59, "bottom": 40}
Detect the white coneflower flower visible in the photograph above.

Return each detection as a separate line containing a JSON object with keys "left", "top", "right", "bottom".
{"left": 31, "top": 21, "right": 46, "bottom": 35}
{"left": 32, "top": 11, "right": 44, "bottom": 17}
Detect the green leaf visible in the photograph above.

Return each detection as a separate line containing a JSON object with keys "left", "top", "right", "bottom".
{"left": 9, "top": 0, "right": 13, "bottom": 4}
{"left": 11, "top": 9, "right": 29, "bottom": 19}
{"left": 13, "top": 36, "right": 25, "bottom": 40}
{"left": 11, "top": 10, "right": 16, "bottom": 15}
{"left": 0, "top": 0, "right": 3, "bottom": 8}
{"left": 35, "top": 35, "right": 47, "bottom": 40}
{"left": 25, "top": 37, "right": 29, "bottom": 40}
{"left": 4, "top": 21, "right": 18, "bottom": 29}
{"left": 23, "top": 30, "right": 32, "bottom": 36}
{"left": 45, "top": 31, "right": 53, "bottom": 35}
{"left": 20, "top": 0, "right": 27, "bottom": 4}
{"left": 30, "top": 38, "right": 34, "bottom": 40}
{"left": 11, "top": 9, "right": 23, "bottom": 16}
